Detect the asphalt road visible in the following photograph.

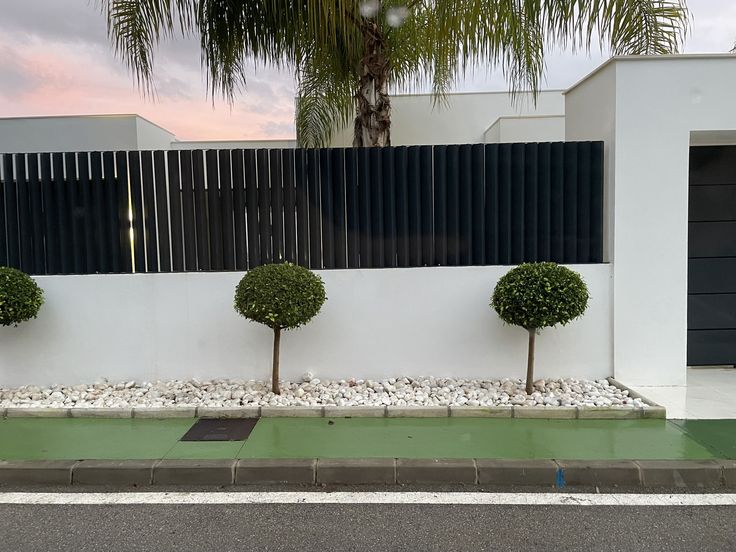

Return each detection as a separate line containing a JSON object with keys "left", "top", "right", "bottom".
{"left": 2, "top": 489, "right": 736, "bottom": 552}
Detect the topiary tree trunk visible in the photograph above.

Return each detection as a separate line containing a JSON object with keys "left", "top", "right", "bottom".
{"left": 272, "top": 327, "right": 282, "bottom": 395}
{"left": 526, "top": 328, "right": 536, "bottom": 395}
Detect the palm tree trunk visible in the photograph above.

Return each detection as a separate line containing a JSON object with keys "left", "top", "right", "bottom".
{"left": 353, "top": 18, "right": 391, "bottom": 147}
{"left": 526, "top": 328, "right": 536, "bottom": 395}
{"left": 272, "top": 327, "right": 281, "bottom": 395}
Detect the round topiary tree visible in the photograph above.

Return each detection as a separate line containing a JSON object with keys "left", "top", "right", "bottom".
{"left": 0, "top": 266, "right": 44, "bottom": 328}
{"left": 491, "top": 262, "right": 589, "bottom": 395}
{"left": 234, "top": 262, "right": 326, "bottom": 394}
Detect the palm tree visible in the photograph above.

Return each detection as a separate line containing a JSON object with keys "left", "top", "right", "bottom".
{"left": 103, "top": 1, "right": 689, "bottom": 148}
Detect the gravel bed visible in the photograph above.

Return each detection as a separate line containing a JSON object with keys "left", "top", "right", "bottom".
{"left": 0, "top": 376, "right": 647, "bottom": 409}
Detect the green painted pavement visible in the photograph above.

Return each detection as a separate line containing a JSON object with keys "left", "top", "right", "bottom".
{"left": 239, "top": 418, "right": 715, "bottom": 460}
{"left": 0, "top": 417, "right": 733, "bottom": 461}
{"left": 671, "top": 419, "right": 736, "bottom": 459}
{"left": 0, "top": 418, "right": 194, "bottom": 461}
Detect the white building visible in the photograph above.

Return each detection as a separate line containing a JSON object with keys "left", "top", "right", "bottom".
{"left": 1, "top": 54, "right": 735, "bottom": 409}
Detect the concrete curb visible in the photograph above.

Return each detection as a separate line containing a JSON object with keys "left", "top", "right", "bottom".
{"left": 1, "top": 459, "right": 733, "bottom": 488}
{"left": 1, "top": 404, "right": 658, "bottom": 419}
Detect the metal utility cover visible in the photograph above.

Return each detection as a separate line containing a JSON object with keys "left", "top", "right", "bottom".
{"left": 180, "top": 418, "right": 259, "bottom": 441}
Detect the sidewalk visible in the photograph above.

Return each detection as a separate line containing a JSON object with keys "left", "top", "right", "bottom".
{"left": 1, "top": 417, "right": 735, "bottom": 487}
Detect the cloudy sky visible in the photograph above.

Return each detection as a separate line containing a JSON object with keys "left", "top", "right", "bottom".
{"left": 0, "top": 1, "right": 734, "bottom": 140}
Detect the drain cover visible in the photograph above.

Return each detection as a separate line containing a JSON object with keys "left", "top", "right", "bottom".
{"left": 180, "top": 418, "right": 259, "bottom": 441}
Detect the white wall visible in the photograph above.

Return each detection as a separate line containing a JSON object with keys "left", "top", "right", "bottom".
{"left": 172, "top": 139, "right": 298, "bottom": 150}
{"left": 0, "top": 115, "right": 174, "bottom": 153}
{"left": 330, "top": 91, "right": 565, "bottom": 146}
{"left": 0, "top": 266, "right": 611, "bottom": 387}
{"left": 565, "top": 55, "right": 736, "bottom": 386}
{"left": 484, "top": 116, "right": 565, "bottom": 143}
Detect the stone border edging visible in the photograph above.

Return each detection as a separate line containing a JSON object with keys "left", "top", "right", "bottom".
{"left": 0, "top": 459, "right": 732, "bottom": 488}
{"left": 0, "top": 401, "right": 664, "bottom": 420}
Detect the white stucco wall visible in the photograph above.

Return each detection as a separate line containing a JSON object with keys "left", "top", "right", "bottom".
{"left": 565, "top": 54, "right": 736, "bottom": 387}
{"left": 0, "top": 266, "right": 611, "bottom": 387}
{"left": 0, "top": 115, "right": 174, "bottom": 153}
{"left": 484, "top": 116, "right": 565, "bottom": 143}
{"left": 329, "top": 91, "right": 565, "bottom": 146}
{"left": 172, "top": 139, "right": 298, "bottom": 150}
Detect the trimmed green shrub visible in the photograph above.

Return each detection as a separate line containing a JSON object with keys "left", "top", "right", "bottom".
{"left": 491, "top": 262, "right": 589, "bottom": 394}
{"left": 234, "top": 262, "right": 326, "bottom": 394}
{"left": 0, "top": 267, "right": 44, "bottom": 327}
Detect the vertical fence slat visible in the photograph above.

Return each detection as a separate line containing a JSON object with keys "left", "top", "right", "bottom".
{"left": 471, "top": 144, "right": 485, "bottom": 265}
{"left": 537, "top": 143, "right": 552, "bottom": 261}
{"left": 381, "top": 147, "right": 397, "bottom": 268}
{"left": 485, "top": 144, "right": 500, "bottom": 265}
{"left": 270, "top": 149, "right": 284, "bottom": 264}
{"left": 357, "top": 148, "right": 372, "bottom": 268}
{"left": 116, "top": 151, "right": 132, "bottom": 273}
{"left": 102, "top": 151, "right": 121, "bottom": 273}
{"left": 458, "top": 144, "right": 473, "bottom": 266}
{"left": 206, "top": 149, "right": 223, "bottom": 271}
{"left": 550, "top": 143, "right": 565, "bottom": 262}
{"left": 577, "top": 141, "right": 592, "bottom": 264}
{"left": 433, "top": 146, "right": 447, "bottom": 265}
{"left": 77, "top": 153, "right": 95, "bottom": 273}
{"left": 446, "top": 145, "right": 460, "bottom": 266}
{"left": 369, "top": 148, "right": 384, "bottom": 268}
{"left": 497, "top": 144, "right": 512, "bottom": 264}
{"left": 27, "top": 153, "right": 46, "bottom": 274}
{"left": 256, "top": 149, "right": 272, "bottom": 265}
{"left": 128, "top": 151, "right": 146, "bottom": 273}
{"left": 282, "top": 149, "right": 297, "bottom": 265}
{"left": 245, "top": 149, "right": 261, "bottom": 268}
{"left": 89, "top": 152, "right": 106, "bottom": 273}
{"left": 64, "top": 152, "right": 83, "bottom": 274}
{"left": 510, "top": 144, "right": 525, "bottom": 265}
{"left": 294, "top": 149, "right": 309, "bottom": 268}
{"left": 407, "top": 146, "right": 421, "bottom": 267}
{"left": 53, "top": 152, "right": 72, "bottom": 273}
{"left": 395, "top": 146, "right": 409, "bottom": 267}
{"left": 331, "top": 148, "right": 347, "bottom": 269}
{"left": 153, "top": 151, "right": 170, "bottom": 272}
{"left": 140, "top": 151, "right": 158, "bottom": 272}
{"left": 590, "top": 141, "right": 604, "bottom": 262}
{"left": 167, "top": 151, "right": 184, "bottom": 271}
{"left": 307, "top": 149, "right": 322, "bottom": 269}
{"left": 179, "top": 150, "right": 197, "bottom": 271}
{"left": 345, "top": 148, "right": 360, "bottom": 268}
{"left": 420, "top": 146, "right": 434, "bottom": 266}
{"left": 15, "top": 154, "right": 33, "bottom": 273}
{"left": 192, "top": 150, "right": 210, "bottom": 270}
{"left": 563, "top": 142, "right": 579, "bottom": 263}
{"left": 4, "top": 154, "right": 20, "bottom": 269}
{"left": 0, "top": 155, "right": 8, "bottom": 267}
{"left": 231, "top": 150, "right": 248, "bottom": 270}
{"left": 523, "top": 143, "right": 538, "bottom": 263}
{"left": 318, "top": 149, "right": 334, "bottom": 269}
{"left": 219, "top": 149, "right": 236, "bottom": 270}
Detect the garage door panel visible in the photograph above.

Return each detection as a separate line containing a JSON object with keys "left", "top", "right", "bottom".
{"left": 689, "top": 185, "right": 736, "bottom": 221}
{"left": 688, "top": 295, "right": 736, "bottom": 329}
{"left": 688, "top": 222, "right": 736, "bottom": 257}
{"left": 689, "top": 258, "right": 736, "bottom": 294}
{"left": 690, "top": 146, "right": 736, "bottom": 185}
{"left": 688, "top": 330, "right": 736, "bottom": 366}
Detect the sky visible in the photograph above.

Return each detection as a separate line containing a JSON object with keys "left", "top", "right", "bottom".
{"left": 0, "top": 1, "right": 734, "bottom": 141}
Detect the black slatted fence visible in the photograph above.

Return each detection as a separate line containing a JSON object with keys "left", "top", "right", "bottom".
{"left": 0, "top": 142, "right": 603, "bottom": 275}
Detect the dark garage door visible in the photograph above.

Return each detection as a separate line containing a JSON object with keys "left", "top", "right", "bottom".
{"left": 688, "top": 146, "right": 736, "bottom": 366}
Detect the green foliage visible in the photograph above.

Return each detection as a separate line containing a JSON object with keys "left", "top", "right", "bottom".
{"left": 491, "top": 262, "right": 589, "bottom": 330}
{"left": 0, "top": 267, "right": 44, "bottom": 327}
{"left": 103, "top": 0, "right": 689, "bottom": 147}
{"left": 234, "top": 262, "right": 326, "bottom": 331}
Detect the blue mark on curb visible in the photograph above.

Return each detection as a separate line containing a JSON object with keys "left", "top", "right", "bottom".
{"left": 555, "top": 468, "right": 566, "bottom": 488}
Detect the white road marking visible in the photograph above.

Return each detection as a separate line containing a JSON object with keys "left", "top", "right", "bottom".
{"left": 0, "top": 492, "right": 735, "bottom": 506}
